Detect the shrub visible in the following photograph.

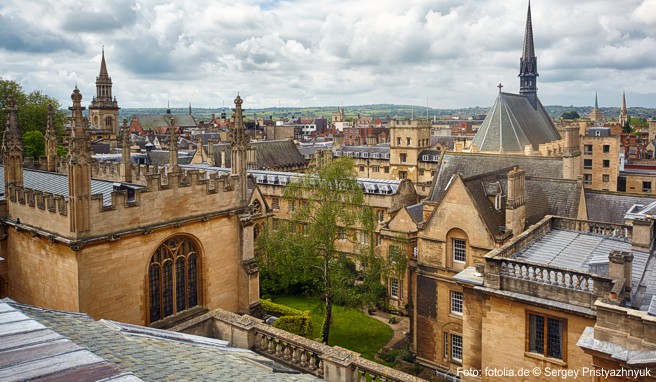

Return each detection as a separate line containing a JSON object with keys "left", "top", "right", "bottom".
{"left": 388, "top": 315, "right": 396, "bottom": 324}
{"left": 260, "top": 299, "right": 314, "bottom": 338}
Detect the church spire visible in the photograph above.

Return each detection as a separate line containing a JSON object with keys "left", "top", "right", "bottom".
{"left": 595, "top": 92, "right": 599, "bottom": 109}
{"left": 90, "top": 47, "right": 120, "bottom": 134}
{"left": 99, "top": 46, "right": 109, "bottom": 79}
{"left": 519, "top": 1, "right": 538, "bottom": 109}
{"left": 231, "top": 94, "right": 249, "bottom": 205}
{"left": 619, "top": 90, "right": 629, "bottom": 126}
{"left": 67, "top": 87, "right": 92, "bottom": 234}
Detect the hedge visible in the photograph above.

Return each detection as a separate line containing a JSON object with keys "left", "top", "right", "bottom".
{"left": 261, "top": 299, "right": 314, "bottom": 338}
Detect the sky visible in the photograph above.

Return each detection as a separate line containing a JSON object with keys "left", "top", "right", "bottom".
{"left": 1, "top": 0, "right": 655, "bottom": 110}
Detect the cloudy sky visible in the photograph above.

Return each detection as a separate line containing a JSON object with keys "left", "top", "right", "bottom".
{"left": 1, "top": 0, "right": 655, "bottom": 110}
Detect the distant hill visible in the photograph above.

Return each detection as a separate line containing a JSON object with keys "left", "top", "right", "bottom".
{"left": 118, "top": 104, "right": 656, "bottom": 122}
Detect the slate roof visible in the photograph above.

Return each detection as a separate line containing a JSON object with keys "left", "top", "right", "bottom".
{"left": 430, "top": 136, "right": 456, "bottom": 150}
{"left": 147, "top": 149, "right": 197, "bottom": 166}
{"left": 418, "top": 149, "right": 441, "bottom": 163}
{"left": 0, "top": 167, "right": 143, "bottom": 206}
{"left": 470, "top": 92, "right": 561, "bottom": 153}
{"left": 406, "top": 203, "right": 424, "bottom": 224}
{"left": 213, "top": 140, "right": 306, "bottom": 170}
{"left": 131, "top": 114, "right": 197, "bottom": 131}
{"left": 585, "top": 190, "right": 656, "bottom": 225}
{"left": 2, "top": 301, "right": 319, "bottom": 382}
{"left": 429, "top": 152, "right": 564, "bottom": 203}
{"left": 457, "top": 170, "right": 581, "bottom": 238}
{"left": 515, "top": 229, "right": 650, "bottom": 309}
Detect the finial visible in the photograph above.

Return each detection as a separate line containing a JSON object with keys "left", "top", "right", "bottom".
{"left": 497, "top": 83, "right": 504, "bottom": 92}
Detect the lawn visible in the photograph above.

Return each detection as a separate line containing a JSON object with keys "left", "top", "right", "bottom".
{"left": 272, "top": 295, "right": 393, "bottom": 361}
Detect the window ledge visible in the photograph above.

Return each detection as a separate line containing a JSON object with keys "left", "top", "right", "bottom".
{"left": 524, "top": 352, "right": 567, "bottom": 367}
{"left": 449, "top": 313, "right": 464, "bottom": 320}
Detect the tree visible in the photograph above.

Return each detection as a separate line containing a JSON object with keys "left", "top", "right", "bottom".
{"left": 23, "top": 130, "right": 45, "bottom": 159}
{"left": 561, "top": 110, "right": 580, "bottom": 120}
{"left": 623, "top": 116, "right": 633, "bottom": 134}
{"left": 0, "top": 78, "right": 67, "bottom": 137}
{"left": 256, "top": 157, "right": 384, "bottom": 344}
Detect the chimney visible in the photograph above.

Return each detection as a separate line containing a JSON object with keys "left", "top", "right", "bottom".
{"left": 608, "top": 250, "right": 633, "bottom": 294}
{"left": 562, "top": 126, "right": 581, "bottom": 179}
{"left": 505, "top": 166, "right": 526, "bottom": 235}
{"left": 333, "top": 133, "right": 344, "bottom": 150}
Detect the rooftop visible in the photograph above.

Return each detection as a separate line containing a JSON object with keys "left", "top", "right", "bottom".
{"left": 0, "top": 300, "right": 319, "bottom": 382}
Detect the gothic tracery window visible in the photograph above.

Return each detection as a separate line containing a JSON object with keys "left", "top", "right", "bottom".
{"left": 148, "top": 236, "right": 200, "bottom": 323}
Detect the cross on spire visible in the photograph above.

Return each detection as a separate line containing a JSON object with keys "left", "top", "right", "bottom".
{"left": 497, "top": 83, "right": 504, "bottom": 92}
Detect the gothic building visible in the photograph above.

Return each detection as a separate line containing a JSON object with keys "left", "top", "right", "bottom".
{"left": 0, "top": 88, "right": 263, "bottom": 328}
{"left": 88, "top": 48, "right": 120, "bottom": 135}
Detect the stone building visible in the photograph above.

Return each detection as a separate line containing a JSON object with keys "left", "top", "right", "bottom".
{"left": 588, "top": 93, "right": 605, "bottom": 122}
{"left": 88, "top": 48, "right": 120, "bottom": 135}
{"left": 0, "top": 91, "right": 263, "bottom": 328}
{"left": 581, "top": 126, "right": 622, "bottom": 191}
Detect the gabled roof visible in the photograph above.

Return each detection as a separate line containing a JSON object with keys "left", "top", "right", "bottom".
{"left": 1, "top": 300, "right": 319, "bottom": 381}
{"left": 429, "top": 152, "right": 564, "bottom": 203}
{"left": 131, "top": 114, "right": 197, "bottom": 131}
{"left": 214, "top": 140, "right": 306, "bottom": 170}
{"left": 470, "top": 92, "right": 560, "bottom": 153}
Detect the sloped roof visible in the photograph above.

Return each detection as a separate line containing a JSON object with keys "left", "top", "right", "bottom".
{"left": 131, "top": 114, "right": 197, "bottom": 131}
{"left": 470, "top": 92, "right": 560, "bottom": 153}
{"left": 2, "top": 301, "right": 319, "bottom": 382}
{"left": 585, "top": 190, "right": 656, "bottom": 225}
{"left": 214, "top": 140, "right": 306, "bottom": 170}
{"left": 406, "top": 203, "right": 424, "bottom": 224}
{"left": 429, "top": 152, "right": 563, "bottom": 203}
{"left": 458, "top": 170, "right": 580, "bottom": 238}
{"left": 0, "top": 167, "right": 143, "bottom": 206}
{"left": 147, "top": 150, "right": 197, "bottom": 166}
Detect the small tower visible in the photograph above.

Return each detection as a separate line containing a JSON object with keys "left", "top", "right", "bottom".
{"left": 45, "top": 104, "right": 58, "bottom": 172}
{"left": 168, "top": 117, "right": 179, "bottom": 173}
{"left": 506, "top": 166, "right": 526, "bottom": 235}
{"left": 3, "top": 96, "right": 23, "bottom": 190}
{"left": 588, "top": 92, "right": 605, "bottom": 122}
{"left": 619, "top": 91, "right": 629, "bottom": 127}
{"left": 89, "top": 47, "right": 120, "bottom": 134}
{"left": 67, "top": 87, "right": 92, "bottom": 234}
{"left": 519, "top": 1, "right": 538, "bottom": 109}
{"left": 231, "top": 94, "right": 249, "bottom": 205}
{"left": 120, "top": 118, "right": 132, "bottom": 182}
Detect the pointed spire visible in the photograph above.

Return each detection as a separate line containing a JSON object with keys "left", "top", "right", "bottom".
{"left": 232, "top": 94, "right": 246, "bottom": 146}
{"left": 3, "top": 96, "right": 23, "bottom": 189}
{"left": 619, "top": 90, "right": 629, "bottom": 126}
{"left": 45, "top": 104, "right": 58, "bottom": 172}
{"left": 621, "top": 90, "right": 627, "bottom": 112}
{"left": 522, "top": 1, "right": 535, "bottom": 60}
{"left": 595, "top": 92, "right": 599, "bottom": 109}
{"left": 99, "top": 46, "right": 109, "bottom": 78}
{"left": 121, "top": 118, "right": 130, "bottom": 164}
{"left": 168, "top": 117, "right": 179, "bottom": 172}
{"left": 188, "top": 103, "right": 192, "bottom": 116}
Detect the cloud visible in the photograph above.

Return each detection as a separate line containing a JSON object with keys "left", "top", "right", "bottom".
{"left": 0, "top": 13, "right": 79, "bottom": 53}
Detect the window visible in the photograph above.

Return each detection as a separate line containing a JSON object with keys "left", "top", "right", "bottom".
{"left": 450, "top": 291, "right": 463, "bottom": 315}
{"left": 584, "top": 145, "right": 592, "bottom": 155}
{"left": 451, "top": 334, "right": 463, "bottom": 362}
{"left": 602, "top": 174, "right": 609, "bottom": 182}
{"left": 372, "top": 166, "right": 380, "bottom": 173}
{"left": 384, "top": 167, "right": 390, "bottom": 174}
{"left": 603, "top": 160, "right": 610, "bottom": 168}
{"left": 376, "top": 234, "right": 382, "bottom": 247}
{"left": 583, "top": 174, "right": 592, "bottom": 184}
{"left": 338, "top": 229, "right": 346, "bottom": 241}
{"left": 148, "top": 236, "right": 200, "bottom": 323}
{"left": 359, "top": 231, "right": 369, "bottom": 244}
{"left": 643, "top": 181, "right": 652, "bottom": 193}
{"left": 584, "top": 159, "right": 592, "bottom": 169}
{"left": 105, "top": 116, "right": 113, "bottom": 127}
{"left": 377, "top": 210, "right": 385, "bottom": 222}
{"left": 444, "top": 333, "right": 449, "bottom": 358}
{"left": 271, "top": 197, "right": 280, "bottom": 210}
{"left": 406, "top": 137, "right": 411, "bottom": 146}
{"left": 396, "top": 137, "right": 401, "bottom": 145}
{"left": 603, "top": 145, "right": 610, "bottom": 153}
{"left": 390, "top": 278, "right": 399, "bottom": 298}
{"left": 419, "top": 169, "right": 425, "bottom": 176}
{"left": 399, "top": 171, "right": 407, "bottom": 180}
{"left": 400, "top": 153, "right": 407, "bottom": 163}
{"left": 528, "top": 313, "right": 565, "bottom": 360}
{"left": 453, "top": 238, "right": 466, "bottom": 263}
{"left": 412, "top": 245, "right": 418, "bottom": 260}
{"left": 289, "top": 201, "right": 296, "bottom": 212}
{"left": 359, "top": 165, "right": 365, "bottom": 172}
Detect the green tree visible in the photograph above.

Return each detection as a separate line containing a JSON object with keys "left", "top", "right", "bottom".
{"left": 0, "top": 78, "right": 67, "bottom": 137}
{"left": 256, "top": 157, "right": 384, "bottom": 344}
{"left": 23, "top": 130, "right": 45, "bottom": 159}
{"left": 561, "top": 110, "right": 580, "bottom": 120}
{"left": 623, "top": 116, "right": 633, "bottom": 134}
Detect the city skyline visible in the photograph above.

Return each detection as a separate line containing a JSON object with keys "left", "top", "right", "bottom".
{"left": 1, "top": 0, "right": 655, "bottom": 109}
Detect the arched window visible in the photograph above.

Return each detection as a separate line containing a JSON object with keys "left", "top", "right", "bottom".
{"left": 105, "top": 116, "right": 113, "bottom": 128}
{"left": 148, "top": 236, "right": 200, "bottom": 323}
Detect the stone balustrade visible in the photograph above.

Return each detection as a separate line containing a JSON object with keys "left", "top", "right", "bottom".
{"left": 552, "top": 217, "right": 631, "bottom": 240}
{"left": 171, "top": 308, "right": 425, "bottom": 382}
{"left": 499, "top": 258, "right": 596, "bottom": 292}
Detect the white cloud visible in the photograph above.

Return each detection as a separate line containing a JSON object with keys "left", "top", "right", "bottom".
{"left": 0, "top": 0, "right": 654, "bottom": 109}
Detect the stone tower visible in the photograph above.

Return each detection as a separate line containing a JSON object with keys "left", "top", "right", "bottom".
{"left": 45, "top": 104, "right": 58, "bottom": 172}
{"left": 519, "top": 1, "right": 538, "bottom": 109}
{"left": 619, "top": 90, "right": 629, "bottom": 126}
{"left": 231, "top": 95, "right": 249, "bottom": 205}
{"left": 88, "top": 48, "right": 120, "bottom": 134}
{"left": 588, "top": 92, "right": 605, "bottom": 122}
{"left": 3, "top": 96, "right": 23, "bottom": 190}
{"left": 67, "top": 87, "right": 92, "bottom": 234}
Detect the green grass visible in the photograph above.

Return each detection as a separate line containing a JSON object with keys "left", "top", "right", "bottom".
{"left": 272, "top": 296, "right": 393, "bottom": 361}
